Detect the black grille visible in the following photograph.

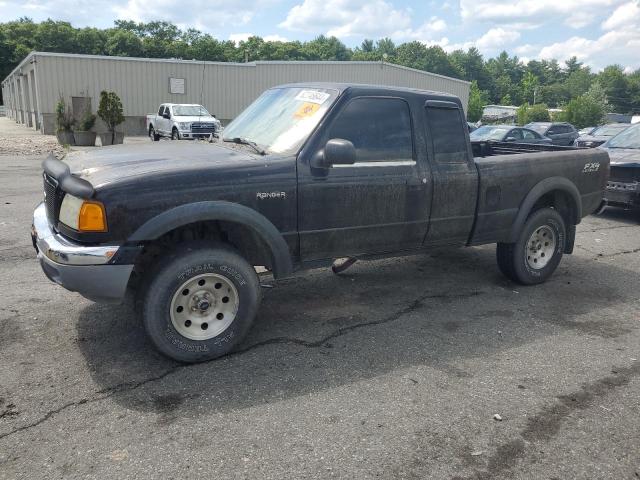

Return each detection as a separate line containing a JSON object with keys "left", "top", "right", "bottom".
{"left": 191, "top": 122, "right": 216, "bottom": 134}
{"left": 609, "top": 165, "right": 639, "bottom": 183}
{"left": 43, "top": 173, "right": 63, "bottom": 227}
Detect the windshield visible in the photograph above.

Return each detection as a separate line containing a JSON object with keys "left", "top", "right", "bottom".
{"left": 173, "top": 105, "right": 210, "bottom": 116}
{"left": 526, "top": 123, "right": 550, "bottom": 134}
{"left": 470, "top": 126, "right": 510, "bottom": 141}
{"left": 605, "top": 123, "right": 640, "bottom": 149}
{"left": 591, "top": 124, "right": 629, "bottom": 137}
{"left": 222, "top": 87, "right": 338, "bottom": 155}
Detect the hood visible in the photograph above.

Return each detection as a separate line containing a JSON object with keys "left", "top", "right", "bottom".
{"left": 600, "top": 147, "right": 640, "bottom": 166}
{"left": 63, "top": 142, "right": 263, "bottom": 188}
{"left": 576, "top": 134, "right": 609, "bottom": 143}
{"left": 173, "top": 115, "right": 219, "bottom": 124}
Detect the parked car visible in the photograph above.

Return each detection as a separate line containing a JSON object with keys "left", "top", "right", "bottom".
{"left": 32, "top": 83, "right": 609, "bottom": 362}
{"left": 525, "top": 122, "right": 579, "bottom": 146}
{"left": 470, "top": 125, "right": 552, "bottom": 144}
{"left": 599, "top": 123, "right": 640, "bottom": 210}
{"left": 574, "top": 123, "right": 630, "bottom": 148}
{"left": 146, "top": 103, "right": 222, "bottom": 140}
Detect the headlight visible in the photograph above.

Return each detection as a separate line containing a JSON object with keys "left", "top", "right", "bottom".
{"left": 178, "top": 122, "right": 191, "bottom": 130}
{"left": 59, "top": 194, "right": 108, "bottom": 232}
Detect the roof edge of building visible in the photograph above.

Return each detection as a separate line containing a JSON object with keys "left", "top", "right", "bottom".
{"left": 2, "top": 51, "right": 470, "bottom": 86}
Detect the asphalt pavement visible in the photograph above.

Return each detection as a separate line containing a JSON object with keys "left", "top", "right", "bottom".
{"left": 0, "top": 150, "right": 639, "bottom": 479}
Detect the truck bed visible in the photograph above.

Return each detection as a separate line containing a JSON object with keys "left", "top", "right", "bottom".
{"left": 470, "top": 147, "right": 609, "bottom": 245}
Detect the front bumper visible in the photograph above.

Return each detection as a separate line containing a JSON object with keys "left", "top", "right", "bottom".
{"left": 605, "top": 181, "right": 640, "bottom": 208}
{"left": 31, "top": 203, "right": 134, "bottom": 302}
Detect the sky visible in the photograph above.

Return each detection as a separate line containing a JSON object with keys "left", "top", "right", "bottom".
{"left": 2, "top": 0, "right": 639, "bottom": 71}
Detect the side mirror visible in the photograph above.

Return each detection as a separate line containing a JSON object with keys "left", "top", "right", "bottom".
{"left": 314, "top": 139, "right": 356, "bottom": 167}
{"left": 163, "top": 112, "right": 170, "bottom": 119}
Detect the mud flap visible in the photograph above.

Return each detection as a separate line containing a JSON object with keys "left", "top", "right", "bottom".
{"left": 564, "top": 224, "right": 576, "bottom": 254}
{"left": 332, "top": 257, "right": 358, "bottom": 274}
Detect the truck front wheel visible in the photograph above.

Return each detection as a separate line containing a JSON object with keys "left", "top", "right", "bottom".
{"left": 496, "top": 208, "right": 566, "bottom": 285}
{"left": 141, "top": 243, "right": 261, "bottom": 362}
{"left": 171, "top": 128, "right": 180, "bottom": 140}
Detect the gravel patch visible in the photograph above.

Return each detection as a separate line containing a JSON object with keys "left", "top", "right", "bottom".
{"left": 0, "top": 117, "right": 65, "bottom": 157}
{"left": 0, "top": 134, "right": 65, "bottom": 157}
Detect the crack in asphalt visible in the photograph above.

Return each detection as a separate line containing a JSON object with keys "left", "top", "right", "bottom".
{"left": 575, "top": 244, "right": 640, "bottom": 258}
{"left": 0, "top": 288, "right": 485, "bottom": 442}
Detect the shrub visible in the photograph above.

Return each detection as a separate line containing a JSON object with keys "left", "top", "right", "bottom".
{"left": 55, "top": 97, "right": 75, "bottom": 132}
{"left": 97, "top": 90, "right": 125, "bottom": 142}
{"left": 517, "top": 103, "right": 550, "bottom": 125}
{"left": 76, "top": 105, "right": 96, "bottom": 131}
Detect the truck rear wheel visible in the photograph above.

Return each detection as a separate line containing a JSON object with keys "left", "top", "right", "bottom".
{"left": 496, "top": 208, "right": 566, "bottom": 285}
{"left": 149, "top": 126, "right": 160, "bottom": 141}
{"left": 141, "top": 243, "right": 261, "bottom": 363}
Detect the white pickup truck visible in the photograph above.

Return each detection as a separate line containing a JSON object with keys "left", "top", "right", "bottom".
{"left": 146, "top": 103, "right": 222, "bottom": 141}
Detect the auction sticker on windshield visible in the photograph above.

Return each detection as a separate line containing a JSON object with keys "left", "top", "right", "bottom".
{"left": 295, "top": 90, "right": 330, "bottom": 104}
{"left": 294, "top": 102, "right": 321, "bottom": 119}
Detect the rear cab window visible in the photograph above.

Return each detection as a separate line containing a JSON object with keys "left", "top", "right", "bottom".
{"left": 425, "top": 101, "right": 470, "bottom": 164}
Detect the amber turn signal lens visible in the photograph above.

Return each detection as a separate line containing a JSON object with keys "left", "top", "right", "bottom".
{"left": 78, "top": 201, "right": 107, "bottom": 232}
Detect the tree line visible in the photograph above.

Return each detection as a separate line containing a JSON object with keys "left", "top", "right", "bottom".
{"left": 2, "top": 18, "right": 639, "bottom": 124}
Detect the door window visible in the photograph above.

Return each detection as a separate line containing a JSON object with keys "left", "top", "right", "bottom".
{"left": 508, "top": 129, "right": 524, "bottom": 140}
{"left": 426, "top": 105, "right": 469, "bottom": 163}
{"left": 325, "top": 97, "right": 414, "bottom": 163}
{"left": 158, "top": 106, "right": 165, "bottom": 116}
{"left": 522, "top": 129, "right": 537, "bottom": 139}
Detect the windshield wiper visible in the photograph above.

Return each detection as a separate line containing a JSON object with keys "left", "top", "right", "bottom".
{"left": 224, "top": 137, "right": 266, "bottom": 155}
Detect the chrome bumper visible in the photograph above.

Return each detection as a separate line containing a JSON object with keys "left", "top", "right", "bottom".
{"left": 31, "top": 203, "right": 133, "bottom": 302}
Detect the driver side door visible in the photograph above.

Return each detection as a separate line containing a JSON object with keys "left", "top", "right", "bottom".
{"left": 297, "top": 96, "right": 432, "bottom": 262}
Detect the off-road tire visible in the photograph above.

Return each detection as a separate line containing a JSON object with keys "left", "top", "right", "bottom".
{"left": 496, "top": 207, "right": 566, "bottom": 285}
{"left": 141, "top": 243, "right": 261, "bottom": 363}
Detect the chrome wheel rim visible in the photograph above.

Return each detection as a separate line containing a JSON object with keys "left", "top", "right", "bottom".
{"left": 170, "top": 273, "right": 239, "bottom": 341}
{"left": 526, "top": 225, "right": 556, "bottom": 269}
{"left": 149, "top": 128, "right": 155, "bottom": 139}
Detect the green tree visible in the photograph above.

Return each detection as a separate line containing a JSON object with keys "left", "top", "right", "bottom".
{"left": 105, "top": 30, "right": 143, "bottom": 57}
{"left": 500, "top": 94, "right": 513, "bottom": 105}
{"left": 561, "top": 95, "right": 604, "bottom": 128}
{"left": 467, "top": 80, "right": 489, "bottom": 122}
{"left": 520, "top": 71, "right": 539, "bottom": 104}
{"left": 598, "top": 65, "right": 631, "bottom": 112}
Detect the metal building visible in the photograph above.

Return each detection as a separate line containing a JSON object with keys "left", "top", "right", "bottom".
{"left": 2, "top": 51, "right": 471, "bottom": 135}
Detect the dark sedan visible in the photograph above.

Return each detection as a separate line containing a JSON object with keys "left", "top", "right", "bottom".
{"left": 574, "top": 123, "right": 630, "bottom": 148}
{"left": 469, "top": 125, "right": 552, "bottom": 144}
{"left": 525, "top": 122, "right": 579, "bottom": 146}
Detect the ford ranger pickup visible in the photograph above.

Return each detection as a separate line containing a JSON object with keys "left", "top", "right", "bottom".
{"left": 32, "top": 83, "right": 609, "bottom": 362}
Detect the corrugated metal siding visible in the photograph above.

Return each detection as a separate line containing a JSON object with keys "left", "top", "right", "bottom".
{"left": 18, "top": 53, "right": 470, "bottom": 121}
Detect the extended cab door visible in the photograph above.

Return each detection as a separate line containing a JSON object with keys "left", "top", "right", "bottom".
{"left": 157, "top": 105, "right": 168, "bottom": 134}
{"left": 423, "top": 100, "right": 479, "bottom": 246}
{"left": 297, "top": 95, "right": 432, "bottom": 261}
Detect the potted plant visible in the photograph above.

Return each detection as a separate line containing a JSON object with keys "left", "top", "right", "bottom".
{"left": 97, "top": 90, "right": 125, "bottom": 146}
{"left": 55, "top": 97, "right": 75, "bottom": 145}
{"left": 73, "top": 105, "right": 97, "bottom": 146}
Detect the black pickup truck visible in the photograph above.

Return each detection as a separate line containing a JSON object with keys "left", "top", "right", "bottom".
{"left": 32, "top": 83, "right": 609, "bottom": 362}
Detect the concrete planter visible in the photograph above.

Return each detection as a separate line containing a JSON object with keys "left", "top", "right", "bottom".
{"left": 56, "top": 130, "right": 75, "bottom": 146}
{"left": 73, "top": 131, "right": 96, "bottom": 146}
{"left": 98, "top": 132, "right": 124, "bottom": 146}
